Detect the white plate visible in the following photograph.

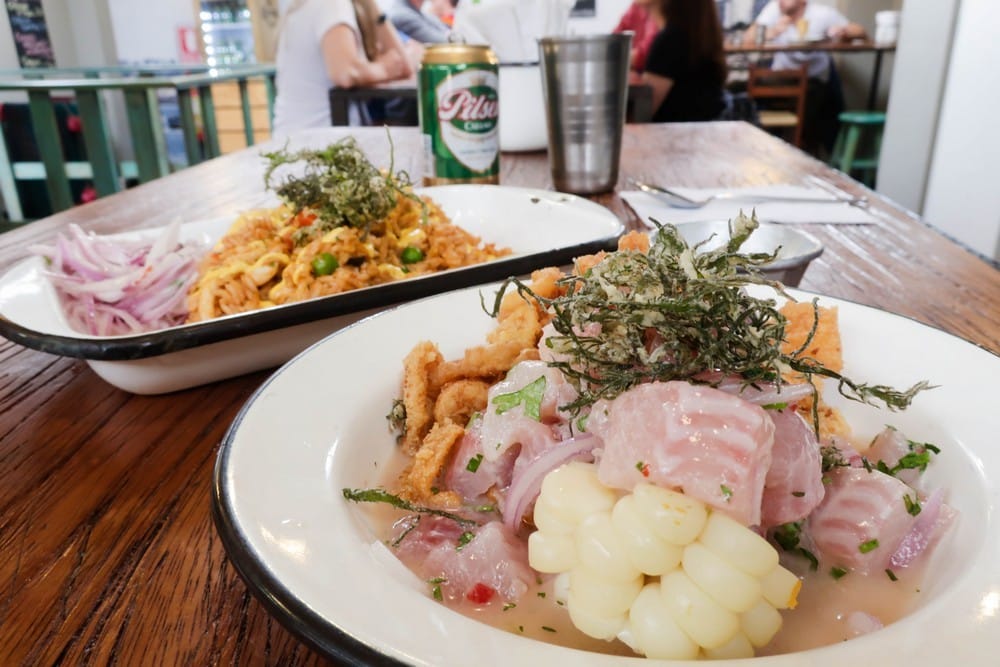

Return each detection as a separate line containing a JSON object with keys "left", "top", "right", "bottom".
{"left": 0, "top": 185, "right": 623, "bottom": 393}
{"left": 212, "top": 282, "right": 1000, "bottom": 666}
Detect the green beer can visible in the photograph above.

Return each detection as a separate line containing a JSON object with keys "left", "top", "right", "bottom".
{"left": 418, "top": 43, "right": 500, "bottom": 185}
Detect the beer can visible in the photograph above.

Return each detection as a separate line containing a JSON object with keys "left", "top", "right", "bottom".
{"left": 418, "top": 43, "right": 500, "bottom": 185}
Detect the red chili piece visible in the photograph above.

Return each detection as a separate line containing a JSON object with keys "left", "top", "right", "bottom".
{"left": 465, "top": 582, "right": 496, "bottom": 604}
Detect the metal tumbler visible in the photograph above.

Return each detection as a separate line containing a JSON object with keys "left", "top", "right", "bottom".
{"left": 538, "top": 33, "right": 632, "bottom": 194}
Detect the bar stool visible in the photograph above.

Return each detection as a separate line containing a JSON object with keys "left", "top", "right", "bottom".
{"left": 829, "top": 111, "right": 885, "bottom": 187}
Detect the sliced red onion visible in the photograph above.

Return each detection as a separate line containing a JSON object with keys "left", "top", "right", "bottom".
{"left": 700, "top": 372, "right": 815, "bottom": 406}
{"left": 31, "top": 222, "right": 206, "bottom": 336}
{"left": 501, "top": 434, "right": 598, "bottom": 531}
{"left": 730, "top": 381, "right": 815, "bottom": 406}
{"left": 890, "top": 488, "right": 945, "bottom": 568}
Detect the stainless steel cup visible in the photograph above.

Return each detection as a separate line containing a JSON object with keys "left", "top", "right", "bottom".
{"left": 538, "top": 33, "right": 632, "bottom": 194}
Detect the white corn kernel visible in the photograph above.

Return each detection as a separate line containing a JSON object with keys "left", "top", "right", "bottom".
{"left": 611, "top": 494, "right": 683, "bottom": 575}
{"left": 761, "top": 564, "right": 802, "bottom": 610}
{"left": 569, "top": 566, "right": 644, "bottom": 617}
{"left": 659, "top": 570, "right": 740, "bottom": 650}
{"left": 627, "top": 583, "right": 700, "bottom": 660}
{"left": 567, "top": 590, "right": 627, "bottom": 640}
{"left": 576, "top": 512, "right": 642, "bottom": 583}
{"left": 632, "top": 483, "right": 708, "bottom": 546}
{"left": 552, "top": 572, "right": 571, "bottom": 606}
{"left": 532, "top": 493, "right": 577, "bottom": 535}
{"left": 528, "top": 530, "right": 577, "bottom": 573}
{"left": 682, "top": 542, "right": 762, "bottom": 613}
{"left": 741, "top": 599, "right": 784, "bottom": 647}
{"left": 699, "top": 511, "right": 779, "bottom": 577}
{"left": 538, "top": 461, "right": 618, "bottom": 529}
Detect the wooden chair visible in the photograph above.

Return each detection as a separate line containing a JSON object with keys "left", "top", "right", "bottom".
{"left": 747, "top": 64, "right": 808, "bottom": 148}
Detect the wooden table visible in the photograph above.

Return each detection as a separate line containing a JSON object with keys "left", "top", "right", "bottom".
{"left": 726, "top": 39, "right": 896, "bottom": 109}
{"left": 1, "top": 123, "right": 996, "bottom": 665}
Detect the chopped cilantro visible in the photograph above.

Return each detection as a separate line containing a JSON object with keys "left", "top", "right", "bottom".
{"left": 502, "top": 602, "right": 516, "bottom": 611}
{"left": 762, "top": 402, "right": 788, "bottom": 410}
{"left": 830, "top": 566, "right": 848, "bottom": 580}
{"left": 791, "top": 490, "right": 806, "bottom": 497}
{"left": 886, "top": 569, "right": 898, "bottom": 582}
{"left": 721, "top": 484, "right": 733, "bottom": 502}
{"left": 466, "top": 454, "right": 484, "bottom": 473}
{"left": 537, "top": 591, "right": 546, "bottom": 599}
{"left": 541, "top": 626, "right": 557, "bottom": 633}
{"left": 859, "top": 538, "right": 880, "bottom": 554}
{"left": 800, "top": 548, "right": 819, "bottom": 571}
{"left": 432, "top": 585, "right": 442, "bottom": 601}
{"left": 772, "top": 522, "right": 817, "bottom": 570}
{"left": 904, "top": 493, "right": 922, "bottom": 516}
{"left": 493, "top": 376, "right": 547, "bottom": 420}
{"left": 456, "top": 531, "right": 475, "bottom": 550}
{"left": 772, "top": 522, "right": 803, "bottom": 552}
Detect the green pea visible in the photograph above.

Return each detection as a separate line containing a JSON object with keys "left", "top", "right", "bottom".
{"left": 311, "top": 252, "right": 338, "bottom": 276}
{"left": 401, "top": 246, "right": 425, "bottom": 264}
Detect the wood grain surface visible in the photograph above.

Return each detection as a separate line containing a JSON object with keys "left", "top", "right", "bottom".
{"left": 0, "top": 123, "right": 996, "bottom": 666}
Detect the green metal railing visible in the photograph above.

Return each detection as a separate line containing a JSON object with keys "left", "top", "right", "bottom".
{"left": 0, "top": 64, "right": 276, "bottom": 223}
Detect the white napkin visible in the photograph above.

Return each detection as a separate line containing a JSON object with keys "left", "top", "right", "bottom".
{"left": 452, "top": 0, "right": 575, "bottom": 62}
{"left": 621, "top": 185, "right": 880, "bottom": 226}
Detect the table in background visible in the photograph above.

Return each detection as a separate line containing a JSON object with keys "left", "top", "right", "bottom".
{"left": 329, "top": 79, "right": 654, "bottom": 125}
{"left": 726, "top": 39, "right": 896, "bottom": 109}
{"left": 0, "top": 123, "right": 996, "bottom": 665}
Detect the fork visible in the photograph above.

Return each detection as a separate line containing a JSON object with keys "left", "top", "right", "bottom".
{"left": 630, "top": 179, "right": 865, "bottom": 210}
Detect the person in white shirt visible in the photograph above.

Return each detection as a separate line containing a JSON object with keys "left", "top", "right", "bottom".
{"left": 744, "top": 0, "right": 866, "bottom": 81}
{"left": 272, "top": 0, "right": 422, "bottom": 138}
{"left": 742, "top": 0, "right": 866, "bottom": 155}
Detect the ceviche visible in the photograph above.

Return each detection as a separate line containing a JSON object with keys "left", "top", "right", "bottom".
{"left": 31, "top": 137, "right": 510, "bottom": 336}
{"left": 344, "top": 213, "right": 950, "bottom": 659}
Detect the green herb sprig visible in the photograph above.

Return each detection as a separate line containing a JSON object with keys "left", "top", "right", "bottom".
{"left": 342, "top": 488, "right": 478, "bottom": 527}
{"left": 485, "top": 212, "right": 930, "bottom": 415}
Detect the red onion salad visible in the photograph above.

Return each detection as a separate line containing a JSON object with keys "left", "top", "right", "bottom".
{"left": 30, "top": 223, "right": 207, "bottom": 336}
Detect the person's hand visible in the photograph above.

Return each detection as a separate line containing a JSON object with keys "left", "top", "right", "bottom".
{"left": 377, "top": 47, "right": 411, "bottom": 81}
{"left": 826, "top": 25, "right": 849, "bottom": 42}
{"left": 773, "top": 14, "right": 794, "bottom": 36}
{"left": 403, "top": 39, "right": 425, "bottom": 71}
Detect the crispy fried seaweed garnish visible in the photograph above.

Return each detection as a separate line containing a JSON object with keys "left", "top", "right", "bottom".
{"left": 262, "top": 134, "right": 424, "bottom": 244}
{"left": 487, "top": 211, "right": 930, "bottom": 413}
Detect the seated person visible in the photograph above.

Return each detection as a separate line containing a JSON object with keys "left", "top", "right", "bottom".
{"left": 271, "top": 0, "right": 421, "bottom": 137}
{"left": 643, "top": 0, "right": 727, "bottom": 122}
{"left": 744, "top": 0, "right": 866, "bottom": 152}
{"left": 614, "top": 0, "right": 659, "bottom": 74}
{"left": 389, "top": 0, "right": 451, "bottom": 44}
